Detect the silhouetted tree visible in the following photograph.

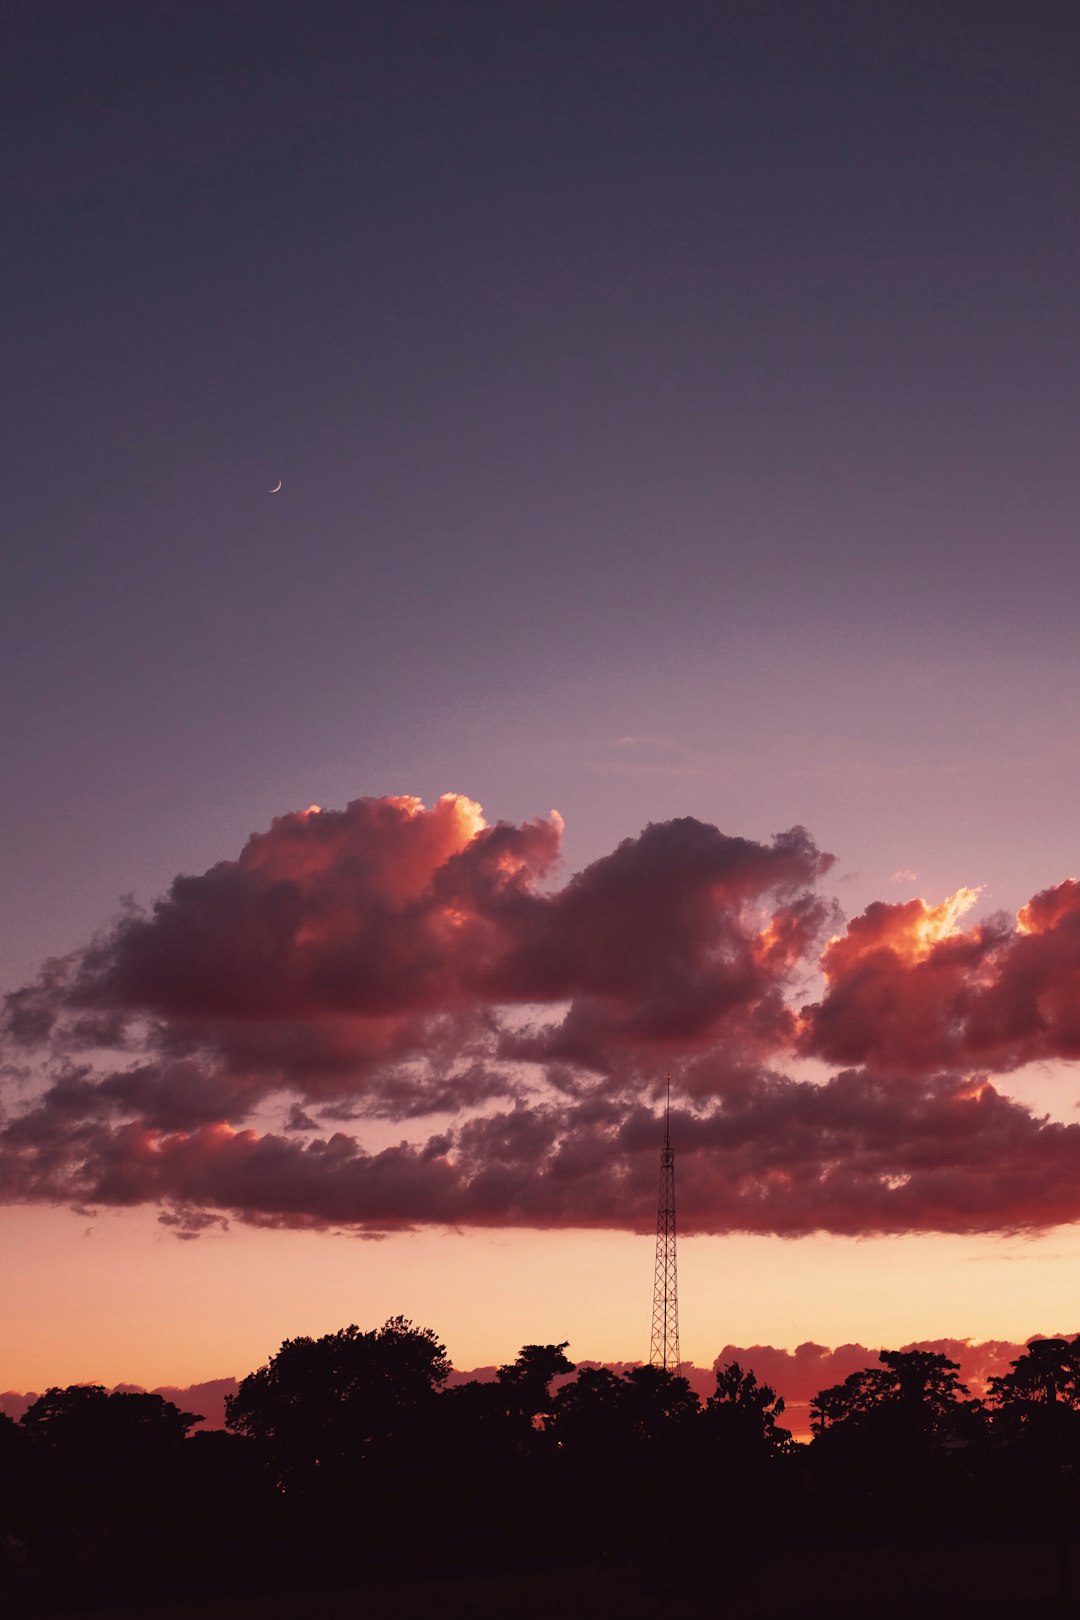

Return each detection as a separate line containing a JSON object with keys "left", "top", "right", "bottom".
{"left": 988, "top": 1336, "right": 1080, "bottom": 1422}
{"left": 0, "top": 1410, "right": 24, "bottom": 1469}
{"left": 0, "top": 1412, "right": 26, "bottom": 1545}
{"left": 32, "top": 1318, "right": 1080, "bottom": 1611}
{"left": 225, "top": 1316, "right": 450, "bottom": 1489}
{"left": 807, "top": 1347, "right": 985, "bottom": 1547}
{"left": 549, "top": 1366, "right": 627, "bottom": 1450}
{"left": 547, "top": 1364, "right": 699, "bottom": 1471}
{"left": 810, "top": 1349, "right": 971, "bottom": 1442}
{"left": 987, "top": 1337, "right": 1080, "bottom": 1611}
{"left": 435, "top": 1342, "right": 575, "bottom": 1473}
{"left": 21, "top": 1385, "right": 201, "bottom": 1458}
{"left": 0, "top": 1412, "right": 22, "bottom": 1448}
{"left": 985, "top": 1337, "right": 1080, "bottom": 1490}
{"left": 880, "top": 1349, "right": 971, "bottom": 1427}
{"left": 602, "top": 1363, "right": 699, "bottom": 1444}
{"left": 705, "top": 1360, "right": 792, "bottom": 1454}
{"left": 499, "top": 1342, "right": 574, "bottom": 1414}
{"left": 545, "top": 1364, "right": 701, "bottom": 1568}
{"left": 496, "top": 1341, "right": 574, "bottom": 1439}
{"left": 14, "top": 1386, "right": 203, "bottom": 1601}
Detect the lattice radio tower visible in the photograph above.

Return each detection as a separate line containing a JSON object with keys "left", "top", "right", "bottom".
{"left": 649, "top": 1075, "right": 680, "bottom": 1371}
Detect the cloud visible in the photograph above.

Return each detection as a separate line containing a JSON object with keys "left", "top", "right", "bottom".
{"left": 0, "top": 1377, "right": 238, "bottom": 1429}
{"left": 5, "top": 1340, "right": 1070, "bottom": 1440}
{"left": 703, "top": 1335, "right": 1067, "bottom": 1438}
{"left": 802, "top": 879, "right": 1080, "bottom": 1075}
{"left": 6, "top": 1063, "right": 1080, "bottom": 1236}
{"left": 157, "top": 1207, "right": 229, "bottom": 1239}
{"left": 4, "top": 793, "right": 1080, "bottom": 1238}
{"left": 6, "top": 795, "right": 830, "bottom": 1098}
{"left": 0, "top": 1390, "right": 37, "bottom": 1422}
{"left": 149, "top": 1377, "right": 238, "bottom": 1428}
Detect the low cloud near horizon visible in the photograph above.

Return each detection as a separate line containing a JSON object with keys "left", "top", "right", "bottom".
{"left": 3, "top": 792, "right": 1080, "bottom": 1239}
{"left": 3, "top": 1334, "right": 1066, "bottom": 1440}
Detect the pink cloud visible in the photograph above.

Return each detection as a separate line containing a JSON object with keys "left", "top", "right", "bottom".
{"left": 6, "top": 1066, "right": 1080, "bottom": 1236}
{"left": 7, "top": 795, "right": 830, "bottom": 1098}
{"left": 5, "top": 1342, "right": 1069, "bottom": 1442}
{"left": 0, "top": 1377, "right": 238, "bottom": 1429}
{"left": 802, "top": 879, "right": 1080, "bottom": 1075}
{"left": 704, "top": 1335, "right": 1063, "bottom": 1438}
{"left": 5, "top": 794, "right": 1080, "bottom": 1239}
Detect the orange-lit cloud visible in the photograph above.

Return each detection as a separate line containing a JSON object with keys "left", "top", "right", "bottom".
{"left": 3, "top": 794, "right": 831, "bottom": 1096}
{"left": 7, "top": 1064, "right": 1080, "bottom": 1236}
{"left": 5, "top": 795, "right": 1080, "bottom": 1239}
{"left": 802, "top": 879, "right": 1080, "bottom": 1074}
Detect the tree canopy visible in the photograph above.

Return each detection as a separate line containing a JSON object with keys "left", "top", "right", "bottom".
{"left": 225, "top": 1315, "right": 450, "bottom": 1483}
{"left": 20, "top": 1385, "right": 201, "bottom": 1456}
{"left": 810, "top": 1349, "right": 970, "bottom": 1441}
{"left": 706, "top": 1360, "right": 792, "bottom": 1454}
{"left": 9, "top": 1324, "right": 1080, "bottom": 1617}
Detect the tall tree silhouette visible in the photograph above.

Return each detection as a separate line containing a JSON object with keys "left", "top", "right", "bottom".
{"left": 988, "top": 1336, "right": 1080, "bottom": 1425}
{"left": 437, "top": 1341, "right": 574, "bottom": 1466}
{"left": 21, "top": 1385, "right": 201, "bottom": 1458}
{"left": 15, "top": 1386, "right": 204, "bottom": 1598}
{"left": 810, "top": 1349, "right": 971, "bottom": 1442}
{"left": 225, "top": 1316, "right": 450, "bottom": 1488}
{"left": 497, "top": 1342, "right": 574, "bottom": 1430}
{"left": 705, "top": 1360, "right": 792, "bottom": 1455}
{"left": 549, "top": 1366, "right": 627, "bottom": 1451}
{"left": 988, "top": 1337, "right": 1080, "bottom": 1613}
{"left": 552, "top": 1363, "right": 699, "bottom": 1447}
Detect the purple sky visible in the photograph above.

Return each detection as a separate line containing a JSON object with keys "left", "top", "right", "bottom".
{"left": 4, "top": 1, "right": 1080, "bottom": 1389}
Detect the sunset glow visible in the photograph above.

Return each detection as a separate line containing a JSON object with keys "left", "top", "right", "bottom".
{"left": 5, "top": 5, "right": 1080, "bottom": 1491}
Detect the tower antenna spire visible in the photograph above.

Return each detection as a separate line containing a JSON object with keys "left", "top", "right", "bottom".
{"left": 649, "top": 1073, "right": 680, "bottom": 1371}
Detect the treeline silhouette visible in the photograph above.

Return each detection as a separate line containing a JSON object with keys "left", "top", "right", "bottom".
{"left": 5, "top": 1321, "right": 1080, "bottom": 1616}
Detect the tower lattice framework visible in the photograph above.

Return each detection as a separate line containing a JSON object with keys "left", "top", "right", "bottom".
{"left": 649, "top": 1076, "right": 680, "bottom": 1371}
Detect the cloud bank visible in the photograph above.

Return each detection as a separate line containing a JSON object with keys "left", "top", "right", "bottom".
{"left": 3, "top": 792, "right": 1079, "bottom": 1238}
{"left": 6, "top": 1337, "right": 1064, "bottom": 1441}
{"left": 0, "top": 1377, "right": 239, "bottom": 1430}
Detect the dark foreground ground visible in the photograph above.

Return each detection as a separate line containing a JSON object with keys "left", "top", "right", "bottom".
{"left": 28, "top": 1539, "right": 1080, "bottom": 1620}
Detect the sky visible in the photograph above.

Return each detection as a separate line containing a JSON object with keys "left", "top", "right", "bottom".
{"left": 4, "top": 0, "right": 1080, "bottom": 1410}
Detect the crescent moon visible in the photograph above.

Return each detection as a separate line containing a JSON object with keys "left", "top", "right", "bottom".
{"left": 270, "top": 479, "right": 282, "bottom": 493}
